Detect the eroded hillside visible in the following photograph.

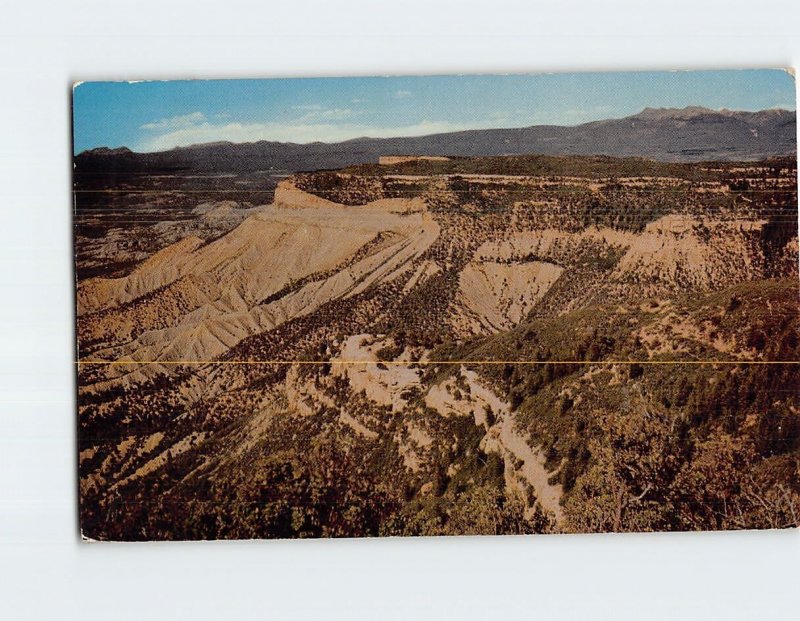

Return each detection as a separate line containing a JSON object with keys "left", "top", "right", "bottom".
{"left": 76, "top": 155, "right": 800, "bottom": 540}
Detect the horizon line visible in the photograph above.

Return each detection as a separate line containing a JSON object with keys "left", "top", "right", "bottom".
{"left": 75, "top": 104, "right": 797, "bottom": 156}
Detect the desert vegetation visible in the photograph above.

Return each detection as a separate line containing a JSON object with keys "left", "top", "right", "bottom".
{"left": 76, "top": 153, "right": 798, "bottom": 540}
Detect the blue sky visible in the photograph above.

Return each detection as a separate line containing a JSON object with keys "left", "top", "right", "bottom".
{"left": 73, "top": 70, "right": 796, "bottom": 154}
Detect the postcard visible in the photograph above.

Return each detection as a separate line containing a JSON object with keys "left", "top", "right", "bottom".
{"left": 74, "top": 70, "right": 798, "bottom": 540}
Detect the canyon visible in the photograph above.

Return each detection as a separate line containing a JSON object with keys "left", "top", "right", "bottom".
{"left": 76, "top": 152, "right": 799, "bottom": 540}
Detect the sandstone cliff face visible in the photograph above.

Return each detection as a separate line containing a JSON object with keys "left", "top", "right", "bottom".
{"left": 456, "top": 260, "right": 564, "bottom": 333}
{"left": 80, "top": 183, "right": 781, "bottom": 384}
{"left": 472, "top": 215, "right": 773, "bottom": 297}
{"left": 79, "top": 182, "right": 439, "bottom": 381}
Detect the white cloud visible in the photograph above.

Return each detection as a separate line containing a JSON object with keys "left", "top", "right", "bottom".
{"left": 288, "top": 105, "right": 357, "bottom": 122}
{"left": 136, "top": 117, "right": 493, "bottom": 152}
{"left": 135, "top": 100, "right": 518, "bottom": 151}
{"left": 296, "top": 107, "right": 354, "bottom": 122}
{"left": 140, "top": 111, "right": 207, "bottom": 131}
{"left": 394, "top": 90, "right": 412, "bottom": 99}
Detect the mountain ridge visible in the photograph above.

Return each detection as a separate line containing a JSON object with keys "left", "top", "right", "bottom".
{"left": 75, "top": 106, "right": 797, "bottom": 168}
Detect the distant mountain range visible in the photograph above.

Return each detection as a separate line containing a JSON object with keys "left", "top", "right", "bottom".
{"left": 75, "top": 106, "right": 797, "bottom": 173}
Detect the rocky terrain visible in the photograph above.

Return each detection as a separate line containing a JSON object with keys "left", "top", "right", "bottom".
{"left": 73, "top": 106, "right": 796, "bottom": 277}
{"left": 76, "top": 153, "right": 799, "bottom": 540}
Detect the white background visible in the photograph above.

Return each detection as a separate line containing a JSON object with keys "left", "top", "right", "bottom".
{"left": 1, "top": 1, "right": 798, "bottom": 619}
